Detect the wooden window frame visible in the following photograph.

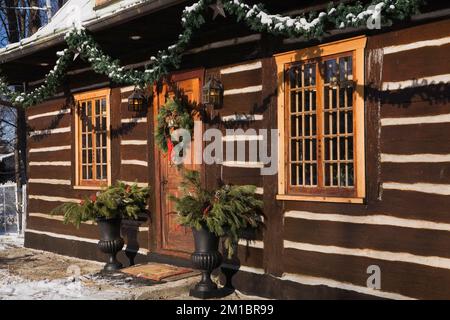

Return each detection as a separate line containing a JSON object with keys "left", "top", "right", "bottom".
{"left": 74, "top": 88, "right": 112, "bottom": 189}
{"left": 275, "top": 36, "right": 366, "bottom": 204}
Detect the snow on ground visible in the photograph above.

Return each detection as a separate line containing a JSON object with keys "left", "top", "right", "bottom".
{"left": 0, "top": 235, "right": 127, "bottom": 300}
{"left": 0, "top": 269, "right": 125, "bottom": 300}
{"left": 0, "top": 234, "right": 24, "bottom": 250}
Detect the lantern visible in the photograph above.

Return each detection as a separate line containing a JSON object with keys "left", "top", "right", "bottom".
{"left": 128, "top": 88, "right": 148, "bottom": 112}
{"left": 202, "top": 77, "right": 223, "bottom": 108}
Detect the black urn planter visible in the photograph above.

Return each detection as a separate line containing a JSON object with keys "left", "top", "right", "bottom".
{"left": 96, "top": 218, "right": 124, "bottom": 271}
{"left": 189, "top": 225, "right": 223, "bottom": 299}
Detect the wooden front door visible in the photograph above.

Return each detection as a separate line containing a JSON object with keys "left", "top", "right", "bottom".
{"left": 155, "top": 73, "right": 203, "bottom": 256}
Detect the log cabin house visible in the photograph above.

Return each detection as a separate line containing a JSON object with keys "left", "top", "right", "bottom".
{"left": 0, "top": 0, "right": 449, "bottom": 299}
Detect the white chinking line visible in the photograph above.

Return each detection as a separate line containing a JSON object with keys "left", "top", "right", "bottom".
{"left": 220, "top": 61, "right": 262, "bottom": 75}
{"left": 381, "top": 113, "right": 450, "bottom": 126}
{"left": 25, "top": 229, "right": 149, "bottom": 255}
{"left": 29, "top": 126, "right": 71, "bottom": 137}
{"left": 28, "top": 179, "right": 71, "bottom": 186}
{"left": 121, "top": 140, "right": 147, "bottom": 145}
{"left": 383, "top": 182, "right": 450, "bottom": 196}
{"left": 28, "top": 108, "right": 71, "bottom": 120}
{"left": 285, "top": 211, "right": 450, "bottom": 233}
{"left": 29, "top": 161, "right": 71, "bottom": 166}
{"left": 281, "top": 273, "right": 414, "bottom": 300}
{"left": 382, "top": 74, "right": 450, "bottom": 91}
{"left": 221, "top": 114, "right": 263, "bottom": 122}
{"left": 121, "top": 117, "right": 147, "bottom": 124}
{"left": 221, "top": 264, "right": 413, "bottom": 300}
{"left": 222, "top": 161, "right": 264, "bottom": 168}
{"left": 120, "top": 181, "right": 149, "bottom": 188}
{"left": 29, "top": 145, "right": 71, "bottom": 153}
{"left": 383, "top": 36, "right": 450, "bottom": 55}
{"left": 222, "top": 135, "right": 263, "bottom": 142}
{"left": 121, "top": 159, "right": 148, "bottom": 167}
{"left": 255, "top": 187, "right": 264, "bottom": 194}
{"left": 284, "top": 240, "right": 450, "bottom": 271}
{"left": 29, "top": 213, "right": 149, "bottom": 231}
{"left": 29, "top": 213, "right": 94, "bottom": 225}
{"left": 224, "top": 85, "right": 263, "bottom": 96}
{"left": 29, "top": 195, "right": 80, "bottom": 203}
{"left": 120, "top": 86, "right": 135, "bottom": 93}
{"left": 238, "top": 239, "right": 264, "bottom": 249}
{"left": 381, "top": 154, "right": 450, "bottom": 163}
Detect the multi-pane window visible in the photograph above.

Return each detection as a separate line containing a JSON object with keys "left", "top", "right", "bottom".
{"left": 75, "top": 90, "right": 110, "bottom": 187}
{"left": 276, "top": 37, "right": 366, "bottom": 202}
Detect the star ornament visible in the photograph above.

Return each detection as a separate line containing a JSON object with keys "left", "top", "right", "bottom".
{"left": 209, "top": 0, "right": 226, "bottom": 20}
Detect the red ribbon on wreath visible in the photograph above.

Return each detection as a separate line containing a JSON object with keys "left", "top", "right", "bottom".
{"left": 167, "top": 138, "right": 174, "bottom": 162}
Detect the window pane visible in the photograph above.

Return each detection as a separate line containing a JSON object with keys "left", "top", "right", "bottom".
{"left": 102, "top": 165, "right": 107, "bottom": 179}
{"left": 102, "top": 116, "right": 107, "bottom": 131}
{"left": 348, "top": 163, "right": 354, "bottom": 186}
{"left": 96, "top": 149, "right": 101, "bottom": 164}
{"left": 96, "top": 165, "right": 101, "bottom": 180}
{"left": 348, "top": 111, "right": 353, "bottom": 133}
{"left": 87, "top": 101, "right": 92, "bottom": 117}
{"left": 101, "top": 98, "right": 107, "bottom": 114}
{"left": 291, "top": 140, "right": 297, "bottom": 162}
{"left": 96, "top": 133, "right": 101, "bottom": 148}
{"left": 324, "top": 59, "right": 338, "bottom": 84}
{"left": 87, "top": 166, "right": 92, "bottom": 179}
{"left": 290, "top": 92, "right": 297, "bottom": 113}
{"left": 340, "top": 56, "right": 353, "bottom": 82}
{"left": 289, "top": 66, "right": 302, "bottom": 88}
{"left": 95, "top": 99, "right": 100, "bottom": 115}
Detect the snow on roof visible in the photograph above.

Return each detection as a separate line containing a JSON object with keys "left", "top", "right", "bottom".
{"left": 0, "top": 153, "right": 14, "bottom": 161}
{"left": 0, "top": 0, "right": 151, "bottom": 56}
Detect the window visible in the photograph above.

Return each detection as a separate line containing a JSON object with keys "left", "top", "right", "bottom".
{"left": 275, "top": 37, "right": 366, "bottom": 203}
{"left": 74, "top": 89, "right": 111, "bottom": 188}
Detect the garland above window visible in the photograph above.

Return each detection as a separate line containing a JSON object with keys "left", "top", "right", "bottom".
{"left": 0, "top": 0, "right": 423, "bottom": 108}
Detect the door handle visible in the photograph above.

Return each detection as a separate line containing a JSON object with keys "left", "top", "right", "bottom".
{"left": 161, "top": 179, "right": 168, "bottom": 189}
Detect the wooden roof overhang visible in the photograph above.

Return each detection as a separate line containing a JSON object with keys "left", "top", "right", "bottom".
{"left": 0, "top": 0, "right": 448, "bottom": 88}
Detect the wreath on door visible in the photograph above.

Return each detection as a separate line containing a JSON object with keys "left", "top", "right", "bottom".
{"left": 155, "top": 98, "right": 195, "bottom": 156}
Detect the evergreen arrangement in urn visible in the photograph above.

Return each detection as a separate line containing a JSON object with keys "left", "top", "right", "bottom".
{"left": 52, "top": 182, "right": 150, "bottom": 227}
{"left": 169, "top": 169, "right": 263, "bottom": 258}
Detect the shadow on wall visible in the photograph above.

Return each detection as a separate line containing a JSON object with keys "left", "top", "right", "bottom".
{"left": 365, "top": 81, "right": 450, "bottom": 108}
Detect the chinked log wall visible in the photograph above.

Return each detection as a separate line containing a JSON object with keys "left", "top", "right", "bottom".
{"left": 23, "top": 17, "right": 450, "bottom": 299}
{"left": 263, "top": 19, "right": 450, "bottom": 300}
{"left": 25, "top": 86, "right": 151, "bottom": 260}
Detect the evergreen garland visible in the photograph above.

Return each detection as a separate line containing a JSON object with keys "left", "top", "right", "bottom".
{"left": 155, "top": 98, "right": 195, "bottom": 153}
{"left": 51, "top": 181, "right": 150, "bottom": 228}
{"left": 0, "top": 0, "right": 423, "bottom": 108}
{"left": 170, "top": 169, "right": 264, "bottom": 258}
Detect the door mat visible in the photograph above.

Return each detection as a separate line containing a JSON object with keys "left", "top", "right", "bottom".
{"left": 121, "top": 263, "right": 196, "bottom": 282}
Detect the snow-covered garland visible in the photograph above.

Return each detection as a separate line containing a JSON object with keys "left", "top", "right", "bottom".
{"left": 0, "top": 0, "right": 423, "bottom": 108}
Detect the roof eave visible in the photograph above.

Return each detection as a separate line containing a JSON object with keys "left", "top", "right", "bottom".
{"left": 0, "top": 0, "right": 188, "bottom": 63}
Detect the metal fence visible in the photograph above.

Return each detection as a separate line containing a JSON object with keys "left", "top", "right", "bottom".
{"left": 0, "top": 182, "right": 26, "bottom": 235}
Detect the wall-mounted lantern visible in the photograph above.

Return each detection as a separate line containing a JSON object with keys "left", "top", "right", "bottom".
{"left": 202, "top": 77, "right": 224, "bottom": 121}
{"left": 128, "top": 88, "right": 148, "bottom": 112}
